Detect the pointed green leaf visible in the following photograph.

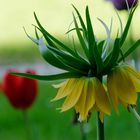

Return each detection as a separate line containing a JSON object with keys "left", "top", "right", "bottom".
{"left": 118, "top": 39, "right": 140, "bottom": 62}
{"left": 48, "top": 45, "right": 90, "bottom": 74}
{"left": 97, "top": 18, "right": 113, "bottom": 60}
{"left": 86, "top": 6, "right": 96, "bottom": 65}
{"left": 33, "top": 24, "right": 58, "bottom": 48}
{"left": 93, "top": 44, "right": 104, "bottom": 74}
{"left": 66, "top": 27, "right": 83, "bottom": 34}
{"left": 23, "top": 27, "right": 39, "bottom": 44}
{"left": 104, "top": 38, "right": 120, "bottom": 73}
{"left": 35, "top": 27, "right": 39, "bottom": 40}
{"left": 72, "top": 5, "right": 87, "bottom": 39}
{"left": 115, "top": 10, "right": 123, "bottom": 36}
{"left": 38, "top": 39, "right": 79, "bottom": 72}
{"left": 119, "top": 7, "right": 136, "bottom": 47}
{"left": 34, "top": 12, "right": 76, "bottom": 56}
{"left": 97, "top": 40, "right": 105, "bottom": 55}
{"left": 73, "top": 13, "right": 89, "bottom": 59}
{"left": 11, "top": 72, "right": 83, "bottom": 81}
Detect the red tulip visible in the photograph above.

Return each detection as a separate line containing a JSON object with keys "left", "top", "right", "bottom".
{"left": 2, "top": 70, "right": 38, "bottom": 110}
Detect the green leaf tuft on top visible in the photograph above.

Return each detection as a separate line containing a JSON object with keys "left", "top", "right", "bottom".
{"left": 22, "top": 5, "right": 139, "bottom": 80}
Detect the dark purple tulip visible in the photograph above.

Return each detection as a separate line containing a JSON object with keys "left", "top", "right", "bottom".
{"left": 110, "top": 0, "right": 138, "bottom": 10}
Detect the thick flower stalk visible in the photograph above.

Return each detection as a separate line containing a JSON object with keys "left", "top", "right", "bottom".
{"left": 108, "top": 0, "right": 138, "bottom": 10}
{"left": 1, "top": 70, "right": 38, "bottom": 110}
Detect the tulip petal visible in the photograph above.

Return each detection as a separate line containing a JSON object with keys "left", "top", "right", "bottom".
{"left": 61, "top": 78, "right": 85, "bottom": 112}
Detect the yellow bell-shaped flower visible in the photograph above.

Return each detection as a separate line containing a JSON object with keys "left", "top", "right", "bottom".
{"left": 107, "top": 64, "right": 140, "bottom": 112}
{"left": 52, "top": 77, "right": 111, "bottom": 122}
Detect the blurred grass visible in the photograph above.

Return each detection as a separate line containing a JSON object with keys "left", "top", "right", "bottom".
{"left": 0, "top": 39, "right": 139, "bottom": 66}
{"left": 0, "top": 81, "right": 139, "bottom": 140}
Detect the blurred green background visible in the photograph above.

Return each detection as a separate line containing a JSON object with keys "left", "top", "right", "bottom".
{"left": 0, "top": 82, "right": 140, "bottom": 140}
{"left": 0, "top": 0, "right": 140, "bottom": 140}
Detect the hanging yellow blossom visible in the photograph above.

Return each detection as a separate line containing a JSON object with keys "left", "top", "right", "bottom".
{"left": 52, "top": 77, "right": 111, "bottom": 122}
{"left": 107, "top": 64, "right": 140, "bottom": 112}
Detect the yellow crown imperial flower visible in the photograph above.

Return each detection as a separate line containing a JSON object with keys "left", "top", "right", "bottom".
{"left": 52, "top": 77, "right": 110, "bottom": 122}
{"left": 14, "top": 5, "right": 140, "bottom": 124}
{"left": 107, "top": 64, "right": 140, "bottom": 112}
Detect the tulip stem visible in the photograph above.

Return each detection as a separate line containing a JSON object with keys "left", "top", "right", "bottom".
{"left": 97, "top": 112, "right": 104, "bottom": 140}
{"left": 80, "top": 123, "right": 87, "bottom": 140}
{"left": 23, "top": 110, "right": 32, "bottom": 140}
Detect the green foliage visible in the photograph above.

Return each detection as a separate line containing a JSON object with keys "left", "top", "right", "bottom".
{"left": 19, "top": 5, "right": 140, "bottom": 81}
{"left": 119, "top": 7, "right": 137, "bottom": 47}
{"left": 11, "top": 72, "right": 83, "bottom": 81}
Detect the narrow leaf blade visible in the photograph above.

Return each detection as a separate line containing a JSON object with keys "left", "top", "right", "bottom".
{"left": 118, "top": 39, "right": 140, "bottom": 62}
{"left": 11, "top": 72, "right": 83, "bottom": 81}
{"left": 34, "top": 12, "right": 76, "bottom": 56}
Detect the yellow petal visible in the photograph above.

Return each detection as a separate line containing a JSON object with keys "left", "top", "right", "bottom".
{"left": 61, "top": 78, "right": 85, "bottom": 112}
{"left": 130, "top": 73, "right": 140, "bottom": 92}
{"left": 103, "top": 84, "right": 107, "bottom": 91}
{"left": 107, "top": 71, "right": 119, "bottom": 113}
{"left": 118, "top": 98, "right": 128, "bottom": 108}
{"left": 125, "top": 65, "right": 140, "bottom": 92}
{"left": 51, "top": 79, "right": 77, "bottom": 101}
{"left": 99, "top": 112, "right": 104, "bottom": 123}
{"left": 75, "top": 78, "right": 95, "bottom": 122}
{"left": 75, "top": 79, "right": 88, "bottom": 121}
{"left": 124, "top": 65, "right": 140, "bottom": 80}
{"left": 84, "top": 79, "right": 96, "bottom": 116}
{"left": 108, "top": 67, "right": 137, "bottom": 111}
{"left": 52, "top": 81, "right": 67, "bottom": 88}
{"left": 116, "top": 69, "right": 137, "bottom": 105}
{"left": 94, "top": 78, "right": 111, "bottom": 115}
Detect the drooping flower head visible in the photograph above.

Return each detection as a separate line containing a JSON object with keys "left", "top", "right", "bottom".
{"left": 16, "top": 5, "right": 140, "bottom": 122}
{"left": 52, "top": 77, "right": 110, "bottom": 122}
{"left": 109, "top": 0, "right": 138, "bottom": 10}
{"left": 2, "top": 70, "right": 38, "bottom": 110}
{"left": 107, "top": 64, "right": 140, "bottom": 112}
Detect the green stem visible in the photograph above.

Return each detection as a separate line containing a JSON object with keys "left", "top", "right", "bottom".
{"left": 80, "top": 123, "right": 87, "bottom": 140}
{"left": 96, "top": 77, "right": 104, "bottom": 140}
{"left": 23, "top": 110, "right": 32, "bottom": 140}
{"left": 136, "top": 103, "right": 140, "bottom": 140}
{"left": 97, "top": 112, "right": 104, "bottom": 140}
